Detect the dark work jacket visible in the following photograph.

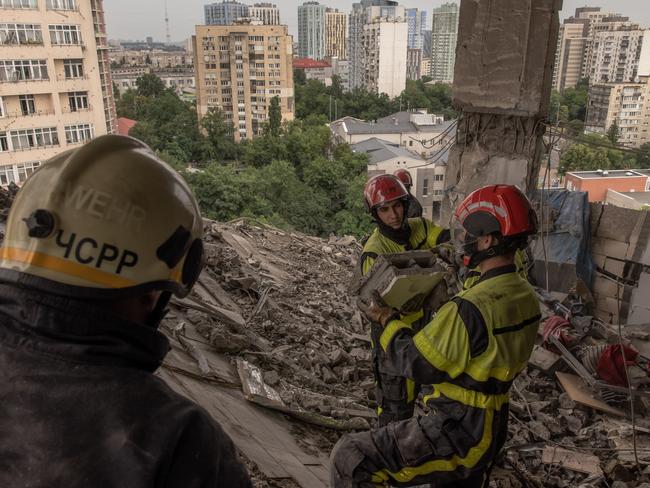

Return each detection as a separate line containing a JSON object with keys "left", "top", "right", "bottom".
{"left": 0, "top": 283, "right": 252, "bottom": 488}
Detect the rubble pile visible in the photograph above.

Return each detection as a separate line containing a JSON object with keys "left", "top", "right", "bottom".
{"left": 165, "top": 219, "right": 376, "bottom": 427}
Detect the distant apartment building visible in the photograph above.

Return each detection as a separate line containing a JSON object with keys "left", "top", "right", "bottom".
{"left": 325, "top": 8, "right": 346, "bottom": 60}
{"left": 193, "top": 21, "right": 294, "bottom": 142}
{"left": 111, "top": 67, "right": 196, "bottom": 96}
{"left": 406, "top": 48, "right": 421, "bottom": 81}
{"left": 204, "top": 1, "right": 249, "bottom": 25}
{"left": 297, "top": 1, "right": 326, "bottom": 60}
{"left": 293, "top": 56, "right": 349, "bottom": 92}
{"left": 586, "top": 27, "right": 650, "bottom": 84}
{"left": 405, "top": 8, "right": 426, "bottom": 50}
{"left": 552, "top": 7, "right": 650, "bottom": 91}
{"left": 422, "top": 30, "right": 432, "bottom": 58}
{"left": 248, "top": 3, "right": 280, "bottom": 25}
{"left": 348, "top": 0, "right": 407, "bottom": 98}
{"left": 109, "top": 48, "right": 194, "bottom": 68}
{"left": 420, "top": 57, "right": 431, "bottom": 78}
{"left": 586, "top": 77, "right": 650, "bottom": 148}
{"left": 0, "top": 0, "right": 116, "bottom": 185}
{"left": 430, "top": 2, "right": 458, "bottom": 84}
{"left": 565, "top": 170, "right": 649, "bottom": 202}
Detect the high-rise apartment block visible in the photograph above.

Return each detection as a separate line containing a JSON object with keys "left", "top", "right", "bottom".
{"left": 0, "top": 0, "right": 116, "bottom": 185}
{"left": 193, "top": 22, "right": 294, "bottom": 142}
{"left": 297, "top": 2, "right": 326, "bottom": 60}
{"left": 325, "top": 8, "right": 346, "bottom": 60}
{"left": 586, "top": 77, "right": 650, "bottom": 148}
{"left": 405, "top": 8, "right": 427, "bottom": 50}
{"left": 406, "top": 48, "right": 421, "bottom": 81}
{"left": 430, "top": 2, "right": 458, "bottom": 84}
{"left": 553, "top": 7, "right": 650, "bottom": 91}
{"left": 348, "top": 1, "right": 407, "bottom": 97}
{"left": 248, "top": 3, "right": 280, "bottom": 25}
{"left": 586, "top": 28, "right": 650, "bottom": 84}
{"left": 204, "top": 1, "right": 249, "bottom": 25}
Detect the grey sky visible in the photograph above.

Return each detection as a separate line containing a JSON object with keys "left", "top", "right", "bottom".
{"left": 103, "top": 0, "right": 650, "bottom": 44}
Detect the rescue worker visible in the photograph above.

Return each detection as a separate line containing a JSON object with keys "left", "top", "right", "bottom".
{"left": 332, "top": 184, "right": 541, "bottom": 487}
{"left": 361, "top": 174, "right": 450, "bottom": 426}
{"left": 393, "top": 168, "right": 423, "bottom": 218}
{"left": 0, "top": 135, "right": 252, "bottom": 488}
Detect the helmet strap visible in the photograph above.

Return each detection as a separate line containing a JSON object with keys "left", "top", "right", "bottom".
{"left": 465, "top": 242, "right": 517, "bottom": 268}
{"left": 145, "top": 291, "right": 172, "bottom": 329}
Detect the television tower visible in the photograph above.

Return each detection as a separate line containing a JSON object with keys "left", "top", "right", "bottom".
{"left": 165, "top": 0, "right": 171, "bottom": 45}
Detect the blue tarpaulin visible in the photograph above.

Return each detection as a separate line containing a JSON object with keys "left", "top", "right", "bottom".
{"left": 530, "top": 190, "right": 595, "bottom": 293}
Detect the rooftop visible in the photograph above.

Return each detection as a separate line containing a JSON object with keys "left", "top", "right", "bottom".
{"left": 567, "top": 170, "right": 647, "bottom": 179}
{"left": 116, "top": 117, "right": 137, "bottom": 136}
{"left": 332, "top": 111, "right": 452, "bottom": 136}
{"left": 351, "top": 138, "right": 424, "bottom": 164}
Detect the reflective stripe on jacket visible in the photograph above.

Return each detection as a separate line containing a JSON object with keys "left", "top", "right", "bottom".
{"left": 380, "top": 265, "right": 541, "bottom": 410}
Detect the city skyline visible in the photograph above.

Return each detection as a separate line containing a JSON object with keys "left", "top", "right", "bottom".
{"left": 103, "top": 0, "right": 650, "bottom": 45}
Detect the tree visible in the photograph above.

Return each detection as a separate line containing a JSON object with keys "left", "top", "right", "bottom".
{"left": 636, "top": 143, "right": 650, "bottom": 169}
{"left": 268, "top": 96, "right": 282, "bottom": 137}
{"left": 559, "top": 144, "right": 611, "bottom": 175}
{"left": 607, "top": 121, "right": 621, "bottom": 144}
{"left": 293, "top": 68, "right": 307, "bottom": 86}
{"left": 201, "top": 107, "right": 238, "bottom": 161}
{"left": 136, "top": 73, "right": 166, "bottom": 98}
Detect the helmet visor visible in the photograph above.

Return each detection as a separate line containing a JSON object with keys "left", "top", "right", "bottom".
{"left": 451, "top": 218, "right": 479, "bottom": 258}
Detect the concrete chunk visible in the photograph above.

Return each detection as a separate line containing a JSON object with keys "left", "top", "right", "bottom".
{"left": 358, "top": 251, "right": 447, "bottom": 313}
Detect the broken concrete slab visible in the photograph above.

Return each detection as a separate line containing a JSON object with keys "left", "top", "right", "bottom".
{"left": 356, "top": 250, "right": 448, "bottom": 313}
{"left": 556, "top": 372, "right": 626, "bottom": 417}
{"left": 542, "top": 446, "right": 603, "bottom": 476}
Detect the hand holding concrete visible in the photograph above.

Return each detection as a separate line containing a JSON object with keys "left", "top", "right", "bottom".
{"left": 356, "top": 291, "right": 398, "bottom": 327}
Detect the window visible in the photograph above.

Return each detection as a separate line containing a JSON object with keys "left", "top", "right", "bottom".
{"left": 49, "top": 24, "right": 81, "bottom": 45}
{"left": 68, "top": 91, "right": 88, "bottom": 111}
{"left": 0, "top": 165, "right": 16, "bottom": 185}
{"left": 0, "top": 23, "right": 42, "bottom": 44}
{"left": 63, "top": 59, "right": 83, "bottom": 78}
{"left": 0, "top": 97, "right": 4, "bottom": 117}
{"left": 0, "top": 59, "right": 48, "bottom": 81}
{"left": 0, "top": 0, "right": 38, "bottom": 8}
{"left": 16, "top": 161, "right": 40, "bottom": 181}
{"left": 65, "top": 123, "right": 93, "bottom": 144}
{"left": 19, "top": 95, "right": 35, "bottom": 115}
{"left": 10, "top": 127, "right": 59, "bottom": 150}
{"left": 46, "top": 0, "right": 76, "bottom": 9}
{"left": 422, "top": 178, "right": 429, "bottom": 196}
{"left": 0, "top": 132, "right": 8, "bottom": 151}
{"left": 435, "top": 174, "right": 443, "bottom": 182}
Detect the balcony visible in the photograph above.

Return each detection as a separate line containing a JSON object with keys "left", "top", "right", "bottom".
{"left": 3, "top": 109, "right": 55, "bottom": 118}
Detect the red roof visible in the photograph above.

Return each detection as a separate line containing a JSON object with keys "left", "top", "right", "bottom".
{"left": 116, "top": 117, "right": 137, "bottom": 136}
{"left": 292, "top": 57, "right": 331, "bottom": 69}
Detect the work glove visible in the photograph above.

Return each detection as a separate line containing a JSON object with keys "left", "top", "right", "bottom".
{"left": 357, "top": 291, "right": 399, "bottom": 327}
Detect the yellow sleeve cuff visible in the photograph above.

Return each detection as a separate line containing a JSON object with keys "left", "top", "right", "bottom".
{"left": 380, "top": 319, "right": 410, "bottom": 352}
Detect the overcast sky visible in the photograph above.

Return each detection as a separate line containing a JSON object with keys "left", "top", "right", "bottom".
{"left": 103, "top": 0, "right": 650, "bottom": 43}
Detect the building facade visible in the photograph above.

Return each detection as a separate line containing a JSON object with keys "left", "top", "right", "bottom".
{"left": 405, "top": 8, "right": 426, "bottom": 50}
{"left": 586, "top": 77, "right": 650, "bottom": 148}
{"left": 109, "top": 48, "right": 194, "bottom": 68}
{"left": 586, "top": 28, "right": 650, "bottom": 84}
{"left": 430, "top": 2, "right": 458, "bottom": 84}
{"left": 111, "top": 68, "right": 196, "bottom": 96}
{"left": 552, "top": 20, "right": 589, "bottom": 92}
{"left": 193, "top": 22, "right": 294, "bottom": 142}
{"left": 325, "top": 8, "right": 346, "bottom": 60}
{"left": 297, "top": 1, "right": 326, "bottom": 60}
{"left": 348, "top": 1, "right": 407, "bottom": 97}
{"left": 406, "top": 48, "right": 421, "bottom": 81}
{"left": 204, "top": 1, "right": 249, "bottom": 25}
{"left": 248, "top": 3, "right": 280, "bottom": 25}
{"left": 0, "top": 0, "right": 116, "bottom": 185}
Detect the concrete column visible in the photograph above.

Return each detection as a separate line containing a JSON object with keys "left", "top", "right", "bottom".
{"left": 441, "top": 0, "right": 562, "bottom": 224}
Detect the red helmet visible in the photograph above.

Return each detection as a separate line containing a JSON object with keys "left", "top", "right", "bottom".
{"left": 454, "top": 185, "right": 537, "bottom": 238}
{"left": 393, "top": 169, "right": 413, "bottom": 187}
{"left": 364, "top": 174, "right": 408, "bottom": 212}
{"left": 453, "top": 185, "right": 537, "bottom": 267}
